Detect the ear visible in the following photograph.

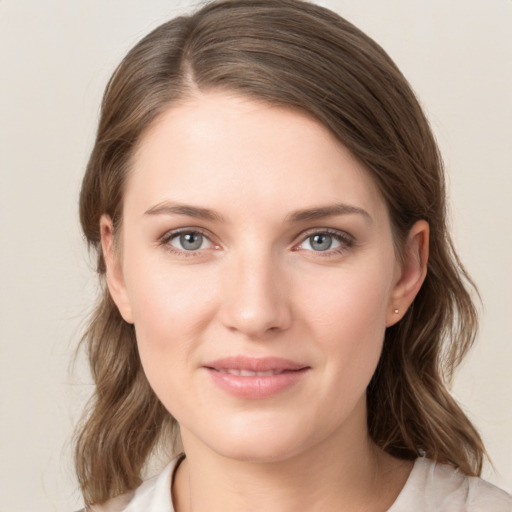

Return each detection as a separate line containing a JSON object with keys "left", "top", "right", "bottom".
{"left": 100, "top": 215, "right": 134, "bottom": 324}
{"left": 386, "top": 220, "right": 429, "bottom": 327}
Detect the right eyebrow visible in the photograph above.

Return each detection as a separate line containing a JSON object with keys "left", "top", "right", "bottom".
{"left": 144, "top": 201, "right": 226, "bottom": 222}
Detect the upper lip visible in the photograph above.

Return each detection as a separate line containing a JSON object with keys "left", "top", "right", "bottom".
{"left": 203, "top": 356, "right": 308, "bottom": 372}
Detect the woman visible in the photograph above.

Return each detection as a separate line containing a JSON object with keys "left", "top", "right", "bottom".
{"left": 75, "top": 0, "right": 512, "bottom": 510}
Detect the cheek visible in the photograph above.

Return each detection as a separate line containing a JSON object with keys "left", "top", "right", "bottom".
{"left": 122, "top": 255, "right": 218, "bottom": 376}
{"left": 299, "top": 260, "right": 394, "bottom": 380}
{"left": 125, "top": 244, "right": 215, "bottom": 328}
{"left": 302, "top": 262, "right": 393, "bottom": 337}
{"left": 127, "top": 271, "right": 216, "bottom": 415}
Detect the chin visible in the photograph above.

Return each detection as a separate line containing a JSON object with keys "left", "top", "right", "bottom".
{"left": 186, "top": 411, "right": 322, "bottom": 464}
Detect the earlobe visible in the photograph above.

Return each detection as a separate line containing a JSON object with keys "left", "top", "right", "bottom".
{"left": 386, "top": 220, "right": 429, "bottom": 327}
{"left": 100, "top": 215, "right": 134, "bottom": 324}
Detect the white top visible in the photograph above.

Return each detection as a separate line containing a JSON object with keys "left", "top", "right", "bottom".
{"left": 88, "top": 456, "right": 512, "bottom": 512}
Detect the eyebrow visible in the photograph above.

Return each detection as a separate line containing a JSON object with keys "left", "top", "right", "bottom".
{"left": 285, "top": 203, "right": 372, "bottom": 223}
{"left": 144, "top": 201, "right": 371, "bottom": 224}
{"left": 144, "top": 201, "right": 226, "bottom": 222}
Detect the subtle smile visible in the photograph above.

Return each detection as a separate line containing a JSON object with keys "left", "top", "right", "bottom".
{"left": 203, "top": 357, "right": 310, "bottom": 399}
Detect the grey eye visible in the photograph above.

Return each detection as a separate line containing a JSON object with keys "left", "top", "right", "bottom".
{"left": 297, "top": 232, "right": 345, "bottom": 252}
{"left": 173, "top": 232, "right": 206, "bottom": 251}
{"left": 309, "top": 233, "right": 334, "bottom": 251}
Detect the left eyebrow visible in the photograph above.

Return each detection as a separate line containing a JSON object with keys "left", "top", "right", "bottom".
{"left": 285, "top": 203, "right": 372, "bottom": 224}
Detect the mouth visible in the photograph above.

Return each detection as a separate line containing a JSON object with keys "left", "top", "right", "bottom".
{"left": 203, "top": 356, "right": 310, "bottom": 399}
{"left": 204, "top": 356, "right": 307, "bottom": 372}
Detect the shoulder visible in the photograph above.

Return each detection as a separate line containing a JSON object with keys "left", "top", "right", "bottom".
{"left": 84, "top": 491, "right": 135, "bottom": 512}
{"left": 390, "top": 457, "right": 512, "bottom": 512}
{"left": 82, "top": 455, "right": 183, "bottom": 512}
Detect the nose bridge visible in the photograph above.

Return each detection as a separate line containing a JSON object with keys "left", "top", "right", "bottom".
{"left": 220, "top": 242, "right": 291, "bottom": 338}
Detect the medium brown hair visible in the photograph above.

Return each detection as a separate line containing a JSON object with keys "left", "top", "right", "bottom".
{"left": 76, "top": 0, "right": 484, "bottom": 505}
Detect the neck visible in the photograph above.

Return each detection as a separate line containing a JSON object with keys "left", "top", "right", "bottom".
{"left": 173, "top": 404, "right": 412, "bottom": 512}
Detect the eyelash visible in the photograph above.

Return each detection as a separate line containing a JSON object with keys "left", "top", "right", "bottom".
{"left": 294, "top": 228, "right": 354, "bottom": 257}
{"left": 159, "top": 227, "right": 354, "bottom": 258}
{"left": 159, "top": 227, "right": 216, "bottom": 258}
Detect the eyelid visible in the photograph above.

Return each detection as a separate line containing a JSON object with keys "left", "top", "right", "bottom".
{"left": 159, "top": 227, "right": 220, "bottom": 256}
{"left": 293, "top": 228, "right": 354, "bottom": 254}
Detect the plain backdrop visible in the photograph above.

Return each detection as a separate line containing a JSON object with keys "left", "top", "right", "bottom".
{"left": 1, "top": 1, "right": 511, "bottom": 510}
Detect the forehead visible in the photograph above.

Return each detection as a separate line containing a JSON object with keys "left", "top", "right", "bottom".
{"left": 125, "top": 91, "right": 387, "bottom": 223}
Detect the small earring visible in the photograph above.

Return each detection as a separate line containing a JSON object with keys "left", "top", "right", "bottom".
{"left": 393, "top": 307, "right": 399, "bottom": 314}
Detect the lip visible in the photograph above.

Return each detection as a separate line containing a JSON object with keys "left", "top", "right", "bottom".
{"left": 203, "top": 356, "right": 310, "bottom": 399}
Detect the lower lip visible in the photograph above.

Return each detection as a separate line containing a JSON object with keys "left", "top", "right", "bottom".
{"left": 205, "top": 368, "right": 309, "bottom": 399}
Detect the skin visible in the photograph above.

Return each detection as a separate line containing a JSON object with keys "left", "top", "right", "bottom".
{"left": 102, "top": 91, "right": 429, "bottom": 511}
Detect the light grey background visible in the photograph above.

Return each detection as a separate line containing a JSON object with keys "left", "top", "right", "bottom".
{"left": 1, "top": 1, "right": 511, "bottom": 510}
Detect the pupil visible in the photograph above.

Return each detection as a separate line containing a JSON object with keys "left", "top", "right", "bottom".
{"left": 180, "top": 232, "right": 202, "bottom": 250}
{"left": 312, "top": 234, "right": 332, "bottom": 251}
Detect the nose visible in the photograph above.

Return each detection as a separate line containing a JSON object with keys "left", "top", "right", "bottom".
{"left": 218, "top": 250, "right": 293, "bottom": 339}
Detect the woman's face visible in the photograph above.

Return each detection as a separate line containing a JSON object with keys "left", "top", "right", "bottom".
{"left": 103, "top": 91, "right": 424, "bottom": 462}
